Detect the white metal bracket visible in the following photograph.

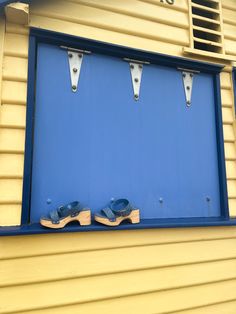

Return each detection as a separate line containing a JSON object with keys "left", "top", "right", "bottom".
{"left": 182, "top": 71, "right": 194, "bottom": 107}
{"left": 61, "top": 46, "right": 91, "bottom": 92}
{"left": 68, "top": 51, "right": 83, "bottom": 92}
{"left": 178, "top": 68, "right": 200, "bottom": 107}
{"left": 129, "top": 62, "right": 143, "bottom": 101}
{"left": 124, "top": 58, "right": 149, "bottom": 101}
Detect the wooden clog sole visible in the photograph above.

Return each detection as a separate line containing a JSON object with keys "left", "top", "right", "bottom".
{"left": 94, "top": 209, "right": 140, "bottom": 226}
{"left": 40, "top": 209, "right": 91, "bottom": 229}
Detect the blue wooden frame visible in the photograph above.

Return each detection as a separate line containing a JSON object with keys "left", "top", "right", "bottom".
{"left": 1, "top": 27, "right": 232, "bottom": 236}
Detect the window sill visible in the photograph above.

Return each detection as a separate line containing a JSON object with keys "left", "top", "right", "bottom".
{"left": 183, "top": 47, "right": 236, "bottom": 63}
{"left": 1, "top": 217, "right": 236, "bottom": 236}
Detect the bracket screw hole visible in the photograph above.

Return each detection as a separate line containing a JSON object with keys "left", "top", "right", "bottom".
{"left": 69, "top": 53, "right": 73, "bottom": 58}
{"left": 134, "top": 94, "right": 139, "bottom": 99}
{"left": 139, "top": 64, "right": 143, "bottom": 69}
{"left": 78, "top": 54, "right": 83, "bottom": 58}
{"left": 187, "top": 86, "right": 190, "bottom": 90}
{"left": 130, "top": 64, "right": 134, "bottom": 69}
{"left": 135, "top": 78, "right": 139, "bottom": 83}
{"left": 72, "top": 85, "right": 77, "bottom": 90}
{"left": 73, "top": 68, "right": 78, "bottom": 73}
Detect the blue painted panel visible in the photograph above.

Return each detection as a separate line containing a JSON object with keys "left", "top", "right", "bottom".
{"left": 30, "top": 43, "right": 221, "bottom": 222}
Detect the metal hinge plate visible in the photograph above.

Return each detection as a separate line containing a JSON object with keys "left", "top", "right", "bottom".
{"left": 178, "top": 68, "right": 200, "bottom": 107}
{"left": 61, "top": 46, "right": 91, "bottom": 92}
{"left": 124, "top": 58, "right": 150, "bottom": 101}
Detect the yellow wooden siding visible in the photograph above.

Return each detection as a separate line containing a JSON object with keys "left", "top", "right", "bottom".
{"left": 0, "top": 227, "right": 236, "bottom": 314}
{"left": 220, "top": 68, "right": 236, "bottom": 215}
{"left": 1, "top": 2, "right": 236, "bottom": 314}
{"left": 222, "top": 2, "right": 236, "bottom": 213}
{"left": 29, "top": 0, "right": 189, "bottom": 57}
{"left": 0, "top": 21, "right": 28, "bottom": 226}
{"left": 222, "top": 1, "right": 236, "bottom": 57}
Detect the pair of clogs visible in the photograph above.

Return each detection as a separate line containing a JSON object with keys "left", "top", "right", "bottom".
{"left": 40, "top": 199, "right": 140, "bottom": 229}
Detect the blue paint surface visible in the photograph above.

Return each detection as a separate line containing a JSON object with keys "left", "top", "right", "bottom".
{"left": 30, "top": 43, "right": 221, "bottom": 222}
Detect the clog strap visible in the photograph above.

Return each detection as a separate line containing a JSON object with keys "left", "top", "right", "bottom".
{"left": 58, "top": 201, "right": 81, "bottom": 218}
{"left": 110, "top": 199, "right": 132, "bottom": 217}
{"left": 101, "top": 208, "right": 116, "bottom": 222}
{"left": 49, "top": 210, "right": 60, "bottom": 224}
{"left": 49, "top": 201, "right": 81, "bottom": 224}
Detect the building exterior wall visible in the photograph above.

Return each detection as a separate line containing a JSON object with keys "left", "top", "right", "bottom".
{"left": 1, "top": 1, "right": 236, "bottom": 313}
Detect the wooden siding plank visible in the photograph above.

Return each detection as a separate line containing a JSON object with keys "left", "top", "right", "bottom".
{"left": 225, "top": 143, "right": 236, "bottom": 160}
{"left": 220, "top": 72, "right": 232, "bottom": 89}
{"left": 223, "top": 124, "right": 235, "bottom": 142}
{"left": 1, "top": 238, "right": 236, "bottom": 286}
{"left": 222, "top": 0, "right": 236, "bottom": 11}
{"left": 225, "top": 39, "right": 236, "bottom": 56}
{"left": 3, "top": 32, "right": 28, "bottom": 58}
{"left": 222, "top": 7, "right": 236, "bottom": 26}
{"left": 1, "top": 81, "right": 27, "bottom": 105}
{"left": 2, "top": 56, "right": 28, "bottom": 82}
{"left": 2, "top": 279, "right": 236, "bottom": 314}
{"left": 0, "top": 204, "right": 21, "bottom": 226}
{"left": 221, "top": 89, "right": 233, "bottom": 105}
{"left": 226, "top": 160, "right": 236, "bottom": 178}
{"left": 0, "top": 179, "right": 23, "bottom": 203}
{"left": 0, "top": 128, "right": 25, "bottom": 152}
{"left": 5, "top": 22, "right": 29, "bottom": 35}
{"left": 222, "top": 107, "right": 234, "bottom": 124}
{"left": 227, "top": 180, "right": 236, "bottom": 198}
{"left": 170, "top": 300, "right": 236, "bottom": 314}
{"left": 223, "top": 23, "right": 236, "bottom": 41}
{"left": 0, "top": 154, "right": 24, "bottom": 177}
{"left": 229, "top": 199, "right": 236, "bottom": 217}
{"left": 0, "top": 104, "right": 26, "bottom": 129}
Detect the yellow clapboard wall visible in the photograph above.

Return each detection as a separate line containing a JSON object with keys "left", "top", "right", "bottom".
{"left": 0, "top": 13, "right": 28, "bottom": 225}
{"left": 222, "top": 0, "right": 236, "bottom": 57}
{"left": 1, "top": 1, "right": 236, "bottom": 314}
{"left": 1, "top": 227, "right": 236, "bottom": 313}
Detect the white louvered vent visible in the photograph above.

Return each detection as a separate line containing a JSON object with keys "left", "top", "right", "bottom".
{"left": 189, "top": 0, "right": 224, "bottom": 54}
